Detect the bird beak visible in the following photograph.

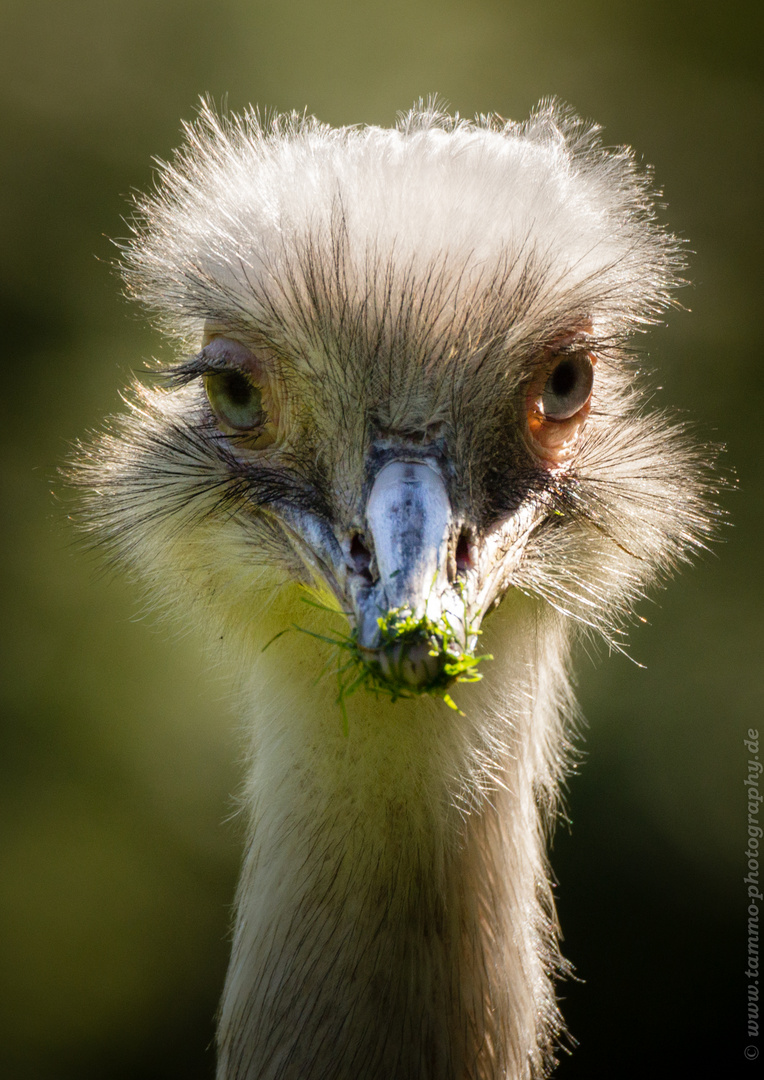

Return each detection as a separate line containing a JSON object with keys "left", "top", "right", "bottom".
{"left": 280, "top": 459, "right": 511, "bottom": 696}
{"left": 345, "top": 460, "right": 477, "bottom": 691}
{"left": 358, "top": 460, "right": 452, "bottom": 642}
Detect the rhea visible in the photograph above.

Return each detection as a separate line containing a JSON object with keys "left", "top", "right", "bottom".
{"left": 76, "top": 101, "right": 712, "bottom": 1079}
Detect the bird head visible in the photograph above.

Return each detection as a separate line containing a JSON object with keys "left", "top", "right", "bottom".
{"left": 77, "top": 101, "right": 713, "bottom": 712}
{"left": 176, "top": 311, "right": 596, "bottom": 701}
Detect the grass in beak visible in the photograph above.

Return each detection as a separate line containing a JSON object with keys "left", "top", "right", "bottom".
{"left": 264, "top": 593, "right": 493, "bottom": 733}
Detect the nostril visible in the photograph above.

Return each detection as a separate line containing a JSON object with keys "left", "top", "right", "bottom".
{"left": 455, "top": 531, "right": 472, "bottom": 574}
{"left": 349, "top": 534, "right": 374, "bottom": 583}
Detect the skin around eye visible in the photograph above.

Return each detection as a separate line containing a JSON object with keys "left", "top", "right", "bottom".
{"left": 526, "top": 351, "right": 596, "bottom": 464}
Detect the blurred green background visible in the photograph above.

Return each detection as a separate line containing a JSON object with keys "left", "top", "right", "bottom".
{"left": 1, "top": 1, "right": 760, "bottom": 1077}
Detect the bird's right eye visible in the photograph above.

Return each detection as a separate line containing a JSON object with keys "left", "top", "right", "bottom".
{"left": 204, "top": 370, "right": 274, "bottom": 447}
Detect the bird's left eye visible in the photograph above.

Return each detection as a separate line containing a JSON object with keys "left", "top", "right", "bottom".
{"left": 526, "top": 350, "right": 595, "bottom": 464}
{"left": 204, "top": 370, "right": 271, "bottom": 441}
{"left": 540, "top": 353, "right": 594, "bottom": 421}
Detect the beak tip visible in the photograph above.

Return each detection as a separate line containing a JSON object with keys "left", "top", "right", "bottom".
{"left": 358, "top": 637, "right": 448, "bottom": 691}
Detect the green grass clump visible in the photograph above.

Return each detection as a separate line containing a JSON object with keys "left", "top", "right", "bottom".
{"left": 267, "top": 594, "right": 493, "bottom": 733}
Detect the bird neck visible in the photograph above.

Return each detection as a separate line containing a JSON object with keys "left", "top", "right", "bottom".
{"left": 216, "top": 590, "right": 568, "bottom": 1080}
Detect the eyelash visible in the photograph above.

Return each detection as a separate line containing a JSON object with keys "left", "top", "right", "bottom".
{"left": 164, "top": 357, "right": 221, "bottom": 386}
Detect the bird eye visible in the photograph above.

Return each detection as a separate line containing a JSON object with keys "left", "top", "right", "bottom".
{"left": 204, "top": 370, "right": 267, "bottom": 435}
{"left": 541, "top": 353, "right": 594, "bottom": 421}
{"left": 526, "top": 350, "right": 595, "bottom": 464}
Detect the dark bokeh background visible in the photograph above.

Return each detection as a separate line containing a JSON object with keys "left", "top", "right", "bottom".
{"left": 1, "top": 2, "right": 760, "bottom": 1078}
